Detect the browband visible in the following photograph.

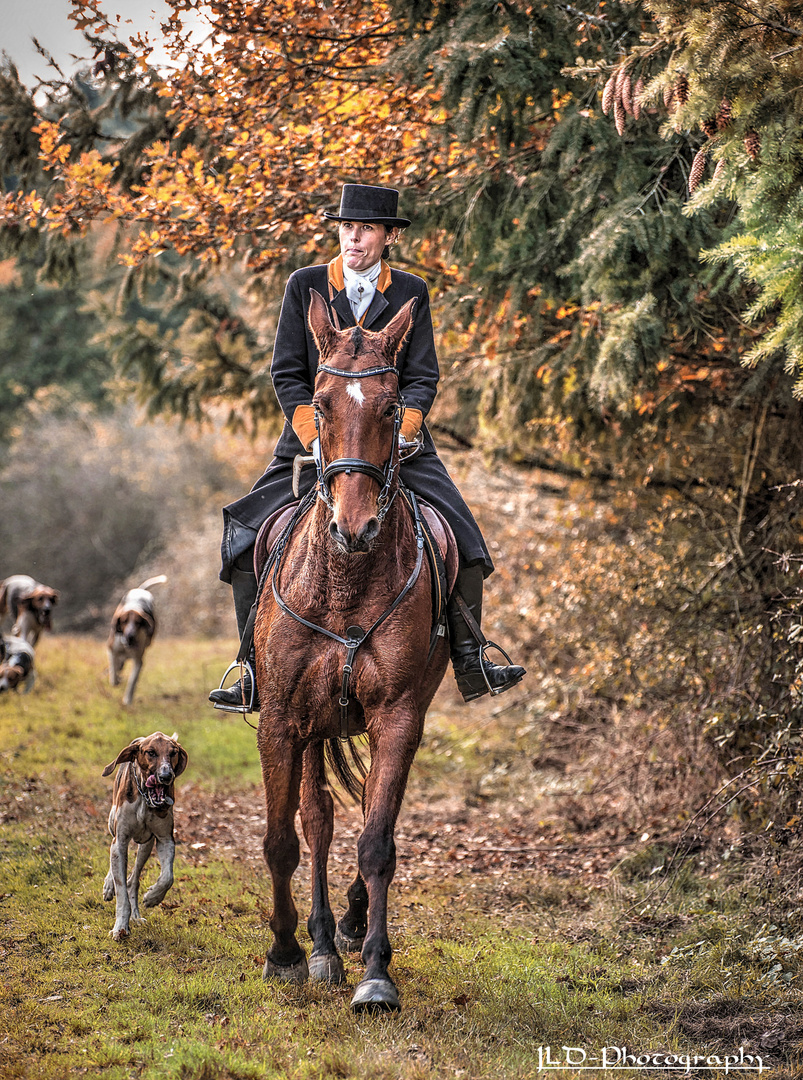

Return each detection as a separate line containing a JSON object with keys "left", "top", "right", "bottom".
{"left": 317, "top": 363, "right": 399, "bottom": 379}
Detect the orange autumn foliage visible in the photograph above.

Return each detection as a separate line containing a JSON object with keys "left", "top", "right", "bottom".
{"left": 0, "top": 0, "right": 497, "bottom": 272}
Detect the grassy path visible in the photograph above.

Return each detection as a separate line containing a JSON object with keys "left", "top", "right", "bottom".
{"left": 0, "top": 638, "right": 801, "bottom": 1079}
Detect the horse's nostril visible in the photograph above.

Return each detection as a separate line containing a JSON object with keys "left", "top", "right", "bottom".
{"left": 330, "top": 520, "right": 351, "bottom": 550}
{"left": 361, "top": 517, "right": 380, "bottom": 544}
{"left": 330, "top": 518, "right": 378, "bottom": 553}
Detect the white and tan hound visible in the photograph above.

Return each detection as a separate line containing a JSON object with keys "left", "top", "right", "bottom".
{"left": 102, "top": 731, "right": 188, "bottom": 941}
{"left": 0, "top": 636, "right": 35, "bottom": 695}
{"left": 0, "top": 575, "right": 59, "bottom": 647}
{"left": 107, "top": 575, "right": 167, "bottom": 705}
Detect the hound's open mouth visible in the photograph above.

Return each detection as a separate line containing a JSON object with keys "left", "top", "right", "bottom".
{"left": 144, "top": 775, "right": 173, "bottom": 807}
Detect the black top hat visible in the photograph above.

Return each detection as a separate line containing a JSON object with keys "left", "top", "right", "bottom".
{"left": 323, "top": 184, "right": 411, "bottom": 228}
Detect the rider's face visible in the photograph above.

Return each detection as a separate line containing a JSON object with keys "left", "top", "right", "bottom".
{"left": 339, "top": 221, "right": 397, "bottom": 273}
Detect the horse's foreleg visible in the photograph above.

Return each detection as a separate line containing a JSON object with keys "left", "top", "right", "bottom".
{"left": 259, "top": 725, "right": 308, "bottom": 983}
{"left": 336, "top": 871, "right": 369, "bottom": 953}
{"left": 336, "top": 777, "right": 370, "bottom": 952}
{"left": 350, "top": 716, "right": 419, "bottom": 1013}
{"left": 300, "top": 742, "right": 345, "bottom": 984}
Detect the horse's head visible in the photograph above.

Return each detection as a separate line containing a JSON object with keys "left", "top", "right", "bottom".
{"left": 308, "top": 289, "right": 416, "bottom": 553}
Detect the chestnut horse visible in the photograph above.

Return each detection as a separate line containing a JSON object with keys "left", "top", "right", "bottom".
{"left": 253, "top": 290, "right": 450, "bottom": 1012}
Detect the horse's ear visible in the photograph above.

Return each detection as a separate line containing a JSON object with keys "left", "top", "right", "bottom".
{"left": 308, "top": 289, "right": 338, "bottom": 357}
{"left": 382, "top": 298, "right": 416, "bottom": 362}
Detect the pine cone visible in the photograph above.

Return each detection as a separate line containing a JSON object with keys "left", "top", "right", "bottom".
{"left": 633, "top": 76, "right": 644, "bottom": 120}
{"left": 744, "top": 130, "right": 760, "bottom": 161}
{"left": 716, "top": 98, "right": 732, "bottom": 130}
{"left": 702, "top": 117, "right": 718, "bottom": 138}
{"left": 675, "top": 74, "right": 689, "bottom": 106}
{"left": 663, "top": 84, "right": 676, "bottom": 114}
{"left": 621, "top": 74, "right": 634, "bottom": 116}
{"left": 602, "top": 73, "right": 617, "bottom": 116}
{"left": 614, "top": 99, "right": 626, "bottom": 136}
{"left": 713, "top": 159, "right": 726, "bottom": 180}
{"left": 688, "top": 148, "right": 707, "bottom": 194}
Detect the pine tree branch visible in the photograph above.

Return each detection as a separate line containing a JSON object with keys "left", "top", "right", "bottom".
{"left": 726, "top": 1, "right": 803, "bottom": 38}
{"left": 770, "top": 43, "right": 803, "bottom": 59}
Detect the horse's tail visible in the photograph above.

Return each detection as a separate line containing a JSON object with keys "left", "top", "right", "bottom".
{"left": 324, "top": 737, "right": 368, "bottom": 803}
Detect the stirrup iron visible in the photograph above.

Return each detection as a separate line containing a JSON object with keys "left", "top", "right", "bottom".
{"left": 480, "top": 640, "right": 516, "bottom": 696}
{"left": 212, "top": 659, "right": 256, "bottom": 713}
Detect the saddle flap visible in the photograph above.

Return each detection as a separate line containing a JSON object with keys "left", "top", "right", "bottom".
{"left": 254, "top": 502, "right": 300, "bottom": 579}
{"left": 419, "top": 500, "right": 459, "bottom": 598}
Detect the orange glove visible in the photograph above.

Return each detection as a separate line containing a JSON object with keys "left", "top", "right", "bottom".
{"left": 291, "top": 404, "right": 318, "bottom": 451}
{"left": 400, "top": 407, "right": 423, "bottom": 442}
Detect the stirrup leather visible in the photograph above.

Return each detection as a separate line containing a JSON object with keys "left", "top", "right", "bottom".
{"left": 452, "top": 591, "right": 518, "bottom": 695}
{"left": 212, "top": 659, "right": 256, "bottom": 713}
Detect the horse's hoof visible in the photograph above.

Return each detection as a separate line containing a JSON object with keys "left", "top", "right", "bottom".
{"left": 262, "top": 954, "right": 309, "bottom": 984}
{"left": 308, "top": 952, "right": 346, "bottom": 985}
{"left": 350, "top": 978, "right": 400, "bottom": 1013}
{"left": 334, "top": 926, "right": 365, "bottom": 954}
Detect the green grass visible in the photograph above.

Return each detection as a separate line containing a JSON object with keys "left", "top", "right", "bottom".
{"left": 2, "top": 637, "right": 803, "bottom": 1079}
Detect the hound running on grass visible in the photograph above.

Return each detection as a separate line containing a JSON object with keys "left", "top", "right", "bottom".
{"left": 107, "top": 575, "right": 167, "bottom": 705}
{"left": 102, "top": 730, "right": 188, "bottom": 941}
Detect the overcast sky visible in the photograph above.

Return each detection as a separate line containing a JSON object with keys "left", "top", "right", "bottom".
{"left": 3, "top": 1, "right": 175, "bottom": 84}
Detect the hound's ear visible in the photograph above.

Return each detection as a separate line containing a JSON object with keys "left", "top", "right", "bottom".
{"left": 308, "top": 289, "right": 338, "bottom": 359}
{"left": 174, "top": 744, "right": 189, "bottom": 777}
{"left": 102, "top": 738, "right": 144, "bottom": 777}
{"left": 382, "top": 297, "right": 416, "bottom": 362}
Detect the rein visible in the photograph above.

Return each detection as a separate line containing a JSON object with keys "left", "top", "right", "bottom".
{"left": 272, "top": 484, "right": 425, "bottom": 740}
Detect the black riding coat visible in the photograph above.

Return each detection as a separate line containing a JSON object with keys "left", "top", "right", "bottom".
{"left": 219, "top": 261, "right": 492, "bottom": 582}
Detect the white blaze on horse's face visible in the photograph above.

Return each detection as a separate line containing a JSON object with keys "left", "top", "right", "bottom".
{"left": 346, "top": 380, "right": 365, "bottom": 406}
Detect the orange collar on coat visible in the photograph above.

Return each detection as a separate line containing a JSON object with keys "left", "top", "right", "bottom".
{"left": 327, "top": 254, "right": 392, "bottom": 325}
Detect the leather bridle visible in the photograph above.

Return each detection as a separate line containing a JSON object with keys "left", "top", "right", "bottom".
{"left": 313, "top": 362, "right": 403, "bottom": 521}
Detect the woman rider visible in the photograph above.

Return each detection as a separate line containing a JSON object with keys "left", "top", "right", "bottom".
{"left": 209, "top": 183, "right": 525, "bottom": 710}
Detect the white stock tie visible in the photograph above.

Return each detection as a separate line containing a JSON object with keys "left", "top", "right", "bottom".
{"left": 343, "top": 260, "right": 381, "bottom": 321}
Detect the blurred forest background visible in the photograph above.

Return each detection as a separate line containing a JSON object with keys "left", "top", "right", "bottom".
{"left": 2, "top": 0, "right": 803, "bottom": 831}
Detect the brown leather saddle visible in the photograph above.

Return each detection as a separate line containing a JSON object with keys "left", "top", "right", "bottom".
{"left": 254, "top": 495, "right": 458, "bottom": 622}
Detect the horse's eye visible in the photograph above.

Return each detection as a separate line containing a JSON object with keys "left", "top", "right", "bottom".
{"left": 384, "top": 405, "right": 396, "bottom": 419}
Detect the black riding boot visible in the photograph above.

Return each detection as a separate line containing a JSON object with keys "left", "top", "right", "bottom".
{"left": 208, "top": 564, "right": 260, "bottom": 711}
{"left": 448, "top": 563, "right": 526, "bottom": 702}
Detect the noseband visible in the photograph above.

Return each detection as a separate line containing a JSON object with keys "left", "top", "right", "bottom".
{"left": 314, "top": 362, "right": 403, "bottom": 521}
